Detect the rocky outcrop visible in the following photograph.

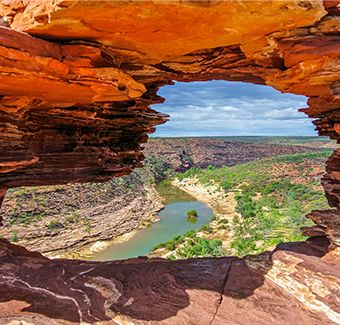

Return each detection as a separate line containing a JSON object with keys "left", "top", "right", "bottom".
{"left": 0, "top": 1, "right": 336, "bottom": 189}
{"left": 0, "top": 1, "right": 331, "bottom": 194}
{"left": 1, "top": 0, "right": 340, "bottom": 323}
{"left": 0, "top": 184, "right": 164, "bottom": 256}
{"left": 1, "top": 236, "right": 339, "bottom": 324}
{"left": 304, "top": 209, "right": 340, "bottom": 248}
{"left": 0, "top": 25, "right": 168, "bottom": 195}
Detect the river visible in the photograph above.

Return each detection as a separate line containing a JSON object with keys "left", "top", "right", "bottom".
{"left": 90, "top": 181, "right": 214, "bottom": 261}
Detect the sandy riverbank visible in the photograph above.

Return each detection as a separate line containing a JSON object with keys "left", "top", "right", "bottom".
{"left": 52, "top": 229, "right": 139, "bottom": 260}
{"left": 55, "top": 178, "right": 238, "bottom": 260}
{"left": 150, "top": 177, "right": 239, "bottom": 258}
{"left": 171, "top": 178, "right": 237, "bottom": 220}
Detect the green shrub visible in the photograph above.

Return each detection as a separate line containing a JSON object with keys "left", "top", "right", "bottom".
{"left": 66, "top": 216, "right": 75, "bottom": 223}
{"left": 293, "top": 232, "right": 308, "bottom": 241}
{"left": 232, "top": 215, "right": 240, "bottom": 224}
{"left": 173, "top": 235, "right": 183, "bottom": 243}
{"left": 167, "top": 255, "right": 176, "bottom": 260}
{"left": 187, "top": 209, "right": 197, "bottom": 217}
{"left": 184, "top": 229, "right": 196, "bottom": 238}
{"left": 199, "top": 225, "right": 212, "bottom": 233}
{"left": 166, "top": 241, "right": 175, "bottom": 251}
{"left": 152, "top": 242, "right": 167, "bottom": 251}
{"left": 231, "top": 238, "right": 256, "bottom": 257}
{"left": 11, "top": 229, "right": 18, "bottom": 242}
{"left": 176, "top": 167, "right": 202, "bottom": 181}
{"left": 210, "top": 238, "right": 222, "bottom": 248}
{"left": 220, "top": 179, "right": 233, "bottom": 190}
{"left": 47, "top": 219, "right": 62, "bottom": 230}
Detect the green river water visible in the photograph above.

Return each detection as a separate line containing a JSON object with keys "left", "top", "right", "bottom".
{"left": 91, "top": 181, "right": 214, "bottom": 261}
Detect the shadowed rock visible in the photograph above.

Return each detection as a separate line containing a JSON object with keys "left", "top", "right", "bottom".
{"left": 0, "top": 1, "right": 340, "bottom": 323}
{"left": 0, "top": 237, "right": 339, "bottom": 324}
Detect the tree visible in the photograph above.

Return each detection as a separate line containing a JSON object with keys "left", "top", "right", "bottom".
{"left": 187, "top": 209, "right": 197, "bottom": 217}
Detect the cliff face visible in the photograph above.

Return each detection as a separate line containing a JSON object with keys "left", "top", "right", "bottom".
{"left": 143, "top": 137, "right": 324, "bottom": 174}
{"left": 0, "top": 1, "right": 332, "bottom": 191}
{"left": 1, "top": 1, "right": 340, "bottom": 324}
{"left": 0, "top": 138, "right": 320, "bottom": 256}
{"left": 0, "top": 25, "right": 168, "bottom": 192}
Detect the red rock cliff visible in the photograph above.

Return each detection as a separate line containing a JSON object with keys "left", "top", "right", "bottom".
{"left": 0, "top": 1, "right": 340, "bottom": 324}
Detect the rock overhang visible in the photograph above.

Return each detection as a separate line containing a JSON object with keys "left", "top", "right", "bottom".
{"left": 1, "top": 0, "right": 340, "bottom": 244}
{"left": 1, "top": 1, "right": 340, "bottom": 323}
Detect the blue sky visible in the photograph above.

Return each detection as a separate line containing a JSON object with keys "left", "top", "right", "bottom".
{"left": 150, "top": 80, "right": 316, "bottom": 137}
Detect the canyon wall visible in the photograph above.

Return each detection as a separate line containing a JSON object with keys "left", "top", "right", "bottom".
{"left": 0, "top": 138, "right": 319, "bottom": 255}
{"left": 0, "top": 1, "right": 340, "bottom": 324}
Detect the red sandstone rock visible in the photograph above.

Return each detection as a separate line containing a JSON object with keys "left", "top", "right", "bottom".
{"left": 306, "top": 209, "right": 340, "bottom": 247}
{"left": 0, "top": 27, "right": 147, "bottom": 105}
{"left": 0, "top": 2, "right": 340, "bottom": 323}
{"left": 277, "top": 35, "right": 340, "bottom": 68}
{"left": 0, "top": 237, "right": 339, "bottom": 324}
{"left": 301, "top": 225, "right": 327, "bottom": 237}
{"left": 324, "top": 1, "right": 340, "bottom": 10}
{"left": 322, "top": 246, "right": 340, "bottom": 268}
{"left": 3, "top": 1, "right": 326, "bottom": 62}
{"left": 0, "top": 1, "right": 335, "bottom": 195}
{"left": 0, "top": 0, "right": 331, "bottom": 200}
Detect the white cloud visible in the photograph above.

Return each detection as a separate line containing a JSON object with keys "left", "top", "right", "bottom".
{"left": 151, "top": 80, "right": 315, "bottom": 137}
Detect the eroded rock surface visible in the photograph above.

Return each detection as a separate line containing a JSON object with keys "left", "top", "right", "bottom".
{"left": 144, "top": 137, "right": 323, "bottom": 174}
{"left": 0, "top": 24, "right": 168, "bottom": 194}
{"left": 0, "top": 237, "right": 339, "bottom": 324}
{"left": 1, "top": 0, "right": 340, "bottom": 323}
{"left": 0, "top": 1, "right": 331, "bottom": 190}
{"left": 0, "top": 0, "right": 336, "bottom": 194}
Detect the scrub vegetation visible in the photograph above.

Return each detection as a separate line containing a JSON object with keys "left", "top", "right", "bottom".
{"left": 187, "top": 209, "right": 198, "bottom": 217}
{"left": 0, "top": 137, "right": 333, "bottom": 257}
{"left": 152, "top": 230, "right": 224, "bottom": 259}
{"left": 2, "top": 168, "right": 156, "bottom": 230}
{"left": 152, "top": 151, "right": 331, "bottom": 258}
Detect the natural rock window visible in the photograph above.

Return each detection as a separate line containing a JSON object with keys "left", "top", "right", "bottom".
{"left": 1, "top": 1, "right": 340, "bottom": 324}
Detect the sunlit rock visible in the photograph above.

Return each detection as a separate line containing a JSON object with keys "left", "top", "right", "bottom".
{"left": 0, "top": 1, "right": 340, "bottom": 323}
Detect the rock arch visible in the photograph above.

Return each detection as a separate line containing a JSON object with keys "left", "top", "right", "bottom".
{"left": 0, "top": 1, "right": 340, "bottom": 324}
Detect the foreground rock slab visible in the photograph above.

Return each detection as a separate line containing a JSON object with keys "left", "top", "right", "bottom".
{"left": 0, "top": 237, "right": 339, "bottom": 325}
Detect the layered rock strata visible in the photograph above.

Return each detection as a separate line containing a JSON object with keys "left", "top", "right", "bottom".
{"left": 0, "top": 184, "right": 164, "bottom": 257}
{"left": 1, "top": 0, "right": 340, "bottom": 323}
{"left": 1, "top": 236, "right": 339, "bottom": 325}
{"left": 0, "top": 1, "right": 332, "bottom": 194}
{"left": 0, "top": 25, "right": 168, "bottom": 202}
{"left": 0, "top": 138, "right": 317, "bottom": 255}
{"left": 0, "top": 0, "right": 338, "bottom": 249}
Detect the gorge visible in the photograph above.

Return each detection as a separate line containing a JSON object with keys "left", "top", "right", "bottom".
{"left": 1, "top": 1, "right": 340, "bottom": 324}
{"left": 0, "top": 137, "right": 325, "bottom": 257}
